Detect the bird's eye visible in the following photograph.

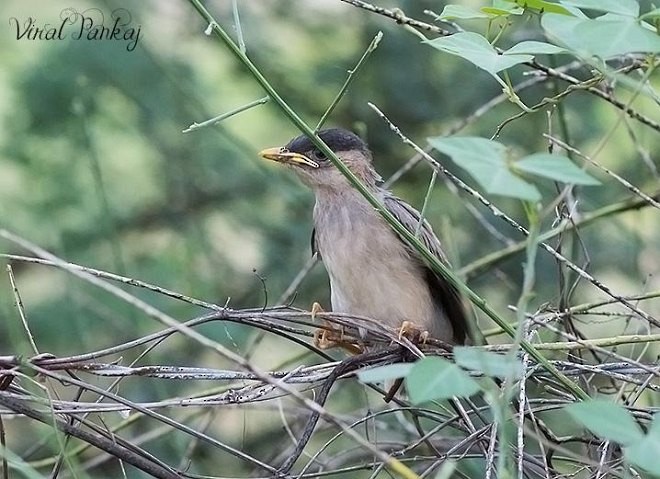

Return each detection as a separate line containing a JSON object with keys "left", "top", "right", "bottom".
{"left": 311, "top": 149, "right": 327, "bottom": 161}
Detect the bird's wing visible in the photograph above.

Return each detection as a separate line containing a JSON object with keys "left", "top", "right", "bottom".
{"left": 383, "top": 194, "right": 468, "bottom": 344}
{"left": 383, "top": 195, "right": 450, "bottom": 263}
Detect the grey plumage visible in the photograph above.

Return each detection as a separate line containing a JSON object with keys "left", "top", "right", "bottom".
{"left": 260, "top": 128, "right": 467, "bottom": 345}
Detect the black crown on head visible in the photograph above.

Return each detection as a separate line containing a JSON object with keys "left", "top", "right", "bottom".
{"left": 286, "top": 128, "right": 368, "bottom": 155}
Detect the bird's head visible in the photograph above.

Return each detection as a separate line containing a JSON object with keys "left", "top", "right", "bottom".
{"left": 259, "top": 128, "right": 381, "bottom": 191}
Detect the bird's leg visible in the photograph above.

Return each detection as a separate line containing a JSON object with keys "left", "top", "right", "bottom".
{"left": 383, "top": 322, "right": 431, "bottom": 401}
{"left": 383, "top": 378, "right": 404, "bottom": 403}
{"left": 311, "top": 302, "right": 362, "bottom": 354}
{"left": 385, "top": 328, "right": 432, "bottom": 402}
{"left": 312, "top": 302, "right": 335, "bottom": 349}
{"left": 398, "top": 320, "right": 430, "bottom": 344}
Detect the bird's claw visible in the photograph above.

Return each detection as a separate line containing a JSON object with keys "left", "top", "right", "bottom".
{"left": 398, "top": 321, "right": 429, "bottom": 344}
{"left": 313, "top": 327, "right": 342, "bottom": 349}
{"left": 310, "top": 302, "right": 362, "bottom": 353}
{"left": 311, "top": 301, "right": 324, "bottom": 321}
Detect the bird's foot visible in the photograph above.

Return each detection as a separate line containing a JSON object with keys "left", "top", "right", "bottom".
{"left": 398, "top": 321, "right": 430, "bottom": 344}
{"left": 311, "top": 302, "right": 362, "bottom": 354}
{"left": 383, "top": 322, "right": 430, "bottom": 402}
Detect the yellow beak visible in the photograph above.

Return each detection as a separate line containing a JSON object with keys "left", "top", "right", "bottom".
{"left": 259, "top": 147, "right": 319, "bottom": 168}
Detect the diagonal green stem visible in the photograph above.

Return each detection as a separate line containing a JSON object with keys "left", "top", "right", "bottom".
{"left": 186, "top": 0, "right": 589, "bottom": 401}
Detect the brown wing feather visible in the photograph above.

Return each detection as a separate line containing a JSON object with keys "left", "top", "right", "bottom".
{"left": 383, "top": 194, "right": 468, "bottom": 344}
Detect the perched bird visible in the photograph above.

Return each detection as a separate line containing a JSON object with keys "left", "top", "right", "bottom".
{"left": 260, "top": 128, "right": 468, "bottom": 346}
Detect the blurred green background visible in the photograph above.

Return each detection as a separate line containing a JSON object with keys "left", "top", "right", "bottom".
{"left": 0, "top": 0, "right": 658, "bottom": 476}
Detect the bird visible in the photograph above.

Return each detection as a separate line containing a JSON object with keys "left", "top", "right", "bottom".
{"left": 259, "top": 127, "right": 468, "bottom": 348}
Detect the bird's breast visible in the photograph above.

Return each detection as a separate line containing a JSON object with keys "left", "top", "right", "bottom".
{"left": 313, "top": 196, "right": 445, "bottom": 338}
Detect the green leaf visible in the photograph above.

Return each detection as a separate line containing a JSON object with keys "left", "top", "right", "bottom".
{"left": 357, "top": 363, "right": 413, "bottom": 383}
{"left": 559, "top": 0, "right": 639, "bottom": 17}
{"left": 625, "top": 437, "right": 660, "bottom": 475}
{"left": 439, "top": 5, "right": 489, "bottom": 20}
{"left": 649, "top": 414, "right": 660, "bottom": 439}
{"left": 454, "top": 347, "right": 524, "bottom": 379}
{"left": 640, "top": 8, "right": 660, "bottom": 21}
{"left": 506, "top": 0, "right": 573, "bottom": 15}
{"left": 504, "top": 41, "right": 566, "bottom": 55}
{"left": 427, "top": 136, "right": 541, "bottom": 201}
{"left": 565, "top": 400, "right": 644, "bottom": 445}
{"left": 405, "top": 357, "right": 481, "bottom": 404}
{"left": 542, "top": 13, "right": 660, "bottom": 58}
{"left": 487, "top": 0, "right": 524, "bottom": 15}
{"left": 481, "top": 7, "right": 522, "bottom": 16}
{"left": 433, "top": 461, "right": 457, "bottom": 479}
{"left": 425, "top": 32, "right": 533, "bottom": 75}
{"left": 623, "top": 415, "right": 660, "bottom": 475}
{"left": 515, "top": 153, "right": 600, "bottom": 185}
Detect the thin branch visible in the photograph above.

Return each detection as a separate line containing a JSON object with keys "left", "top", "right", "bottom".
{"left": 544, "top": 135, "right": 660, "bottom": 210}
{"left": 316, "top": 31, "right": 383, "bottom": 131}
{"left": 182, "top": 96, "right": 269, "bottom": 133}
{"left": 6, "top": 264, "right": 38, "bottom": 355}
{"left": 0, "top": 394, "right": 180, "bottom": 479}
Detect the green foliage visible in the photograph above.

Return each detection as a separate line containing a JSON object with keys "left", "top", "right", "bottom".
{"left": 507, "top": 0, "right": 571, "bottom": 14}
{"left": 624, "top": 414, "right": 660, "bottom": 475}
{"left": 566, "top": 401, "right": 660, "bottom": 475}
{"left": 542, "top": 14, "right": 660, "bottom": 58}
{"left": 370, "top": 349, "right": 525, "bottom": 405}
{"left": 427, "top": 136, "right": 599, "bottom": 201}
{"left": 453, "top": 347, "right": 523, "bottom": 379}
{"left": 640, "top": 8, "right": 660, "bottom": 21}
{"left": 487, "top": 0, "right": 524, "bottom": 15}
{"left": 428, "top": 136, "right": 541, "bottom": 201}
{"left": 503, "top": 41, "right": 566, "bottom": 55}
{"left": 559, "top": 0, "right": 640, "bottom": 16}
{"left": 431, "top": 0, "right": 660, "bottom": 88}
{"left": 514, "top": 153, "right": 600, "bottom": 185}
{"left": 425, "top": 33, "right": 535, "bottom": 82}
{"left": 356, "top": 362, "right": 413, "bottom": 382}
{"left": 406, "top": 357, "right": 481, "bottom": 404}
{"left": 566, "top": 399, "right": 644, "bottom": 445}
{"left": 434, "top": 461, "right": 457, "bottom": 479}
{"left": 438, "top": 5, "right": 491, "bottom": 20}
